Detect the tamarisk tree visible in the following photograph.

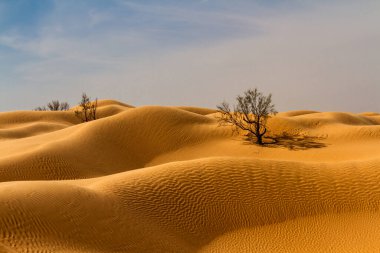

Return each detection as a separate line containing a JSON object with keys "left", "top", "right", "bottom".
{"left": 217, "top": 88, "right": 277, "bottom": 145}
{"left": 74, "top": 93, "right": 98, "bottom": 122}
{"left": 35, "top": 100, "right": 70, "bottom": 111}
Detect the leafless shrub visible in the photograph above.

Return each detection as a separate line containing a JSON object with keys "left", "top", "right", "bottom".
{"left": 34, "top": 100, "right": 70, "bottom": 111}
{"left": 74, "top": 93, "right": 98, "bottom": 122}
{"left": 34, "top": 106, "right": 47, "bottom": 111}
{"left": 217, "top": 88, "right": 277, "bottom": 145}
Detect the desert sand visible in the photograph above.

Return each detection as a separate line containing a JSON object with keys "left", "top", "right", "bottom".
{"left": 0, "top": 100, "right": 380, "bottom": 252}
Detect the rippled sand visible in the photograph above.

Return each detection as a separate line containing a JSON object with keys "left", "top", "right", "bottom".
{"left": 0, "top": 100, "right": 380, "bottom": 252}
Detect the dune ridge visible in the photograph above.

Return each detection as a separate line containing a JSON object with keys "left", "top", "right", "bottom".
{"left": 0, "top": 100, "right": 380, "bottom": 252}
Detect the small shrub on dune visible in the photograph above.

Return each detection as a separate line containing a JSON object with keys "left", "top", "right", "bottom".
{"left": 217, "top": 88, "right": 277, "bottom": 145}
{"left": 74, "top": 93, "right": 98, "bottom": 123}
{"left": 34, "top": 100, "right": 70, "bottom": 111}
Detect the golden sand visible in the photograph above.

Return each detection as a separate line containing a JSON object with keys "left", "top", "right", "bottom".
{"left": 0, "top": 100, "right": 380, "bottom": 252}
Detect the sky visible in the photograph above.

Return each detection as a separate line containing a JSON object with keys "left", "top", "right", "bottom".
{"left": 0, "top": 0, "right": 379, "bottom": 112}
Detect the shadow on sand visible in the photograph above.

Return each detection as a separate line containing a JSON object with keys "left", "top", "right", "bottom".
{"left": 243, "top": 132, "right": 328, "bottom": 150}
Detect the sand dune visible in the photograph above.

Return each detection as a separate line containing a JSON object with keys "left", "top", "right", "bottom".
{"left": 176, "top": 106, "right": 217, "bottom": 115}
{"left": 0, "top": 100, "right": 380, "bottom": 252}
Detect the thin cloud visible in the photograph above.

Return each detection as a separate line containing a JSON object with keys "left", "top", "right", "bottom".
{"left": 0, "top": 0, "right": 379, "bottom": 112}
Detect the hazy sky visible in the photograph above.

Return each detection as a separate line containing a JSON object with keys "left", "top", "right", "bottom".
{"left": 0, "top": 0, "right": 379, "bottom": 112}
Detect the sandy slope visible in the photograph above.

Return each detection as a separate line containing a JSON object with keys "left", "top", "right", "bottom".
{"left": 0, "top": 100, "right": 380, "bottom": 252}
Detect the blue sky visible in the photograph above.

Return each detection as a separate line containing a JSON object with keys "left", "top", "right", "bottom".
{"left": 0, "top": 0, "right": 379, "bottom": 112}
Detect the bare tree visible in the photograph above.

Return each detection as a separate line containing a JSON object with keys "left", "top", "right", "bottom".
{"left": 59, "top": 102, "right": 70, "bottom": 111}
{"left": 217, "top": 88, "right": 277, "bottom": 145}
{"left": 47, "top": 100, "right": 70, "bottom": 111}
{"left": 35, "top": 100, "right": 70, "bottom": 111}
{"left": 34, "top": 106, "right": 47, "bottom": 111}
{"left": 74, "top": 93, "right": 98, "bottom": 122}
{"left": 47, "top": 100, "right": 60, "bottom": 111}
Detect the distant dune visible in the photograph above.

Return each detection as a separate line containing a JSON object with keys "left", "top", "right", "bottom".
{"left": 1, "top": 100, "right": 380, "bottom": 252}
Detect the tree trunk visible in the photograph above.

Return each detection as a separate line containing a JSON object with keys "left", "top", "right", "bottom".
{"left": 255, "top": 121, "right": 264, "bottom": 145}
{"left": 256, "top": 134, "right": 264, "bottom": 145}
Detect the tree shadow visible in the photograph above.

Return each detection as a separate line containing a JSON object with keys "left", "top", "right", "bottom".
{"left": 242, "top": 132, "right": 328, "bottom": 150}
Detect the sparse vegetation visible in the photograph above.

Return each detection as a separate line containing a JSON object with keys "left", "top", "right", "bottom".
{"left": 217, "top": 88, "right": 277, "bottom": 145}
{"left": 35, "top": 100, "right": 70, "bottom": 111}
{"left": 74, "top": 93, "right": 98, "bottom": 122}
